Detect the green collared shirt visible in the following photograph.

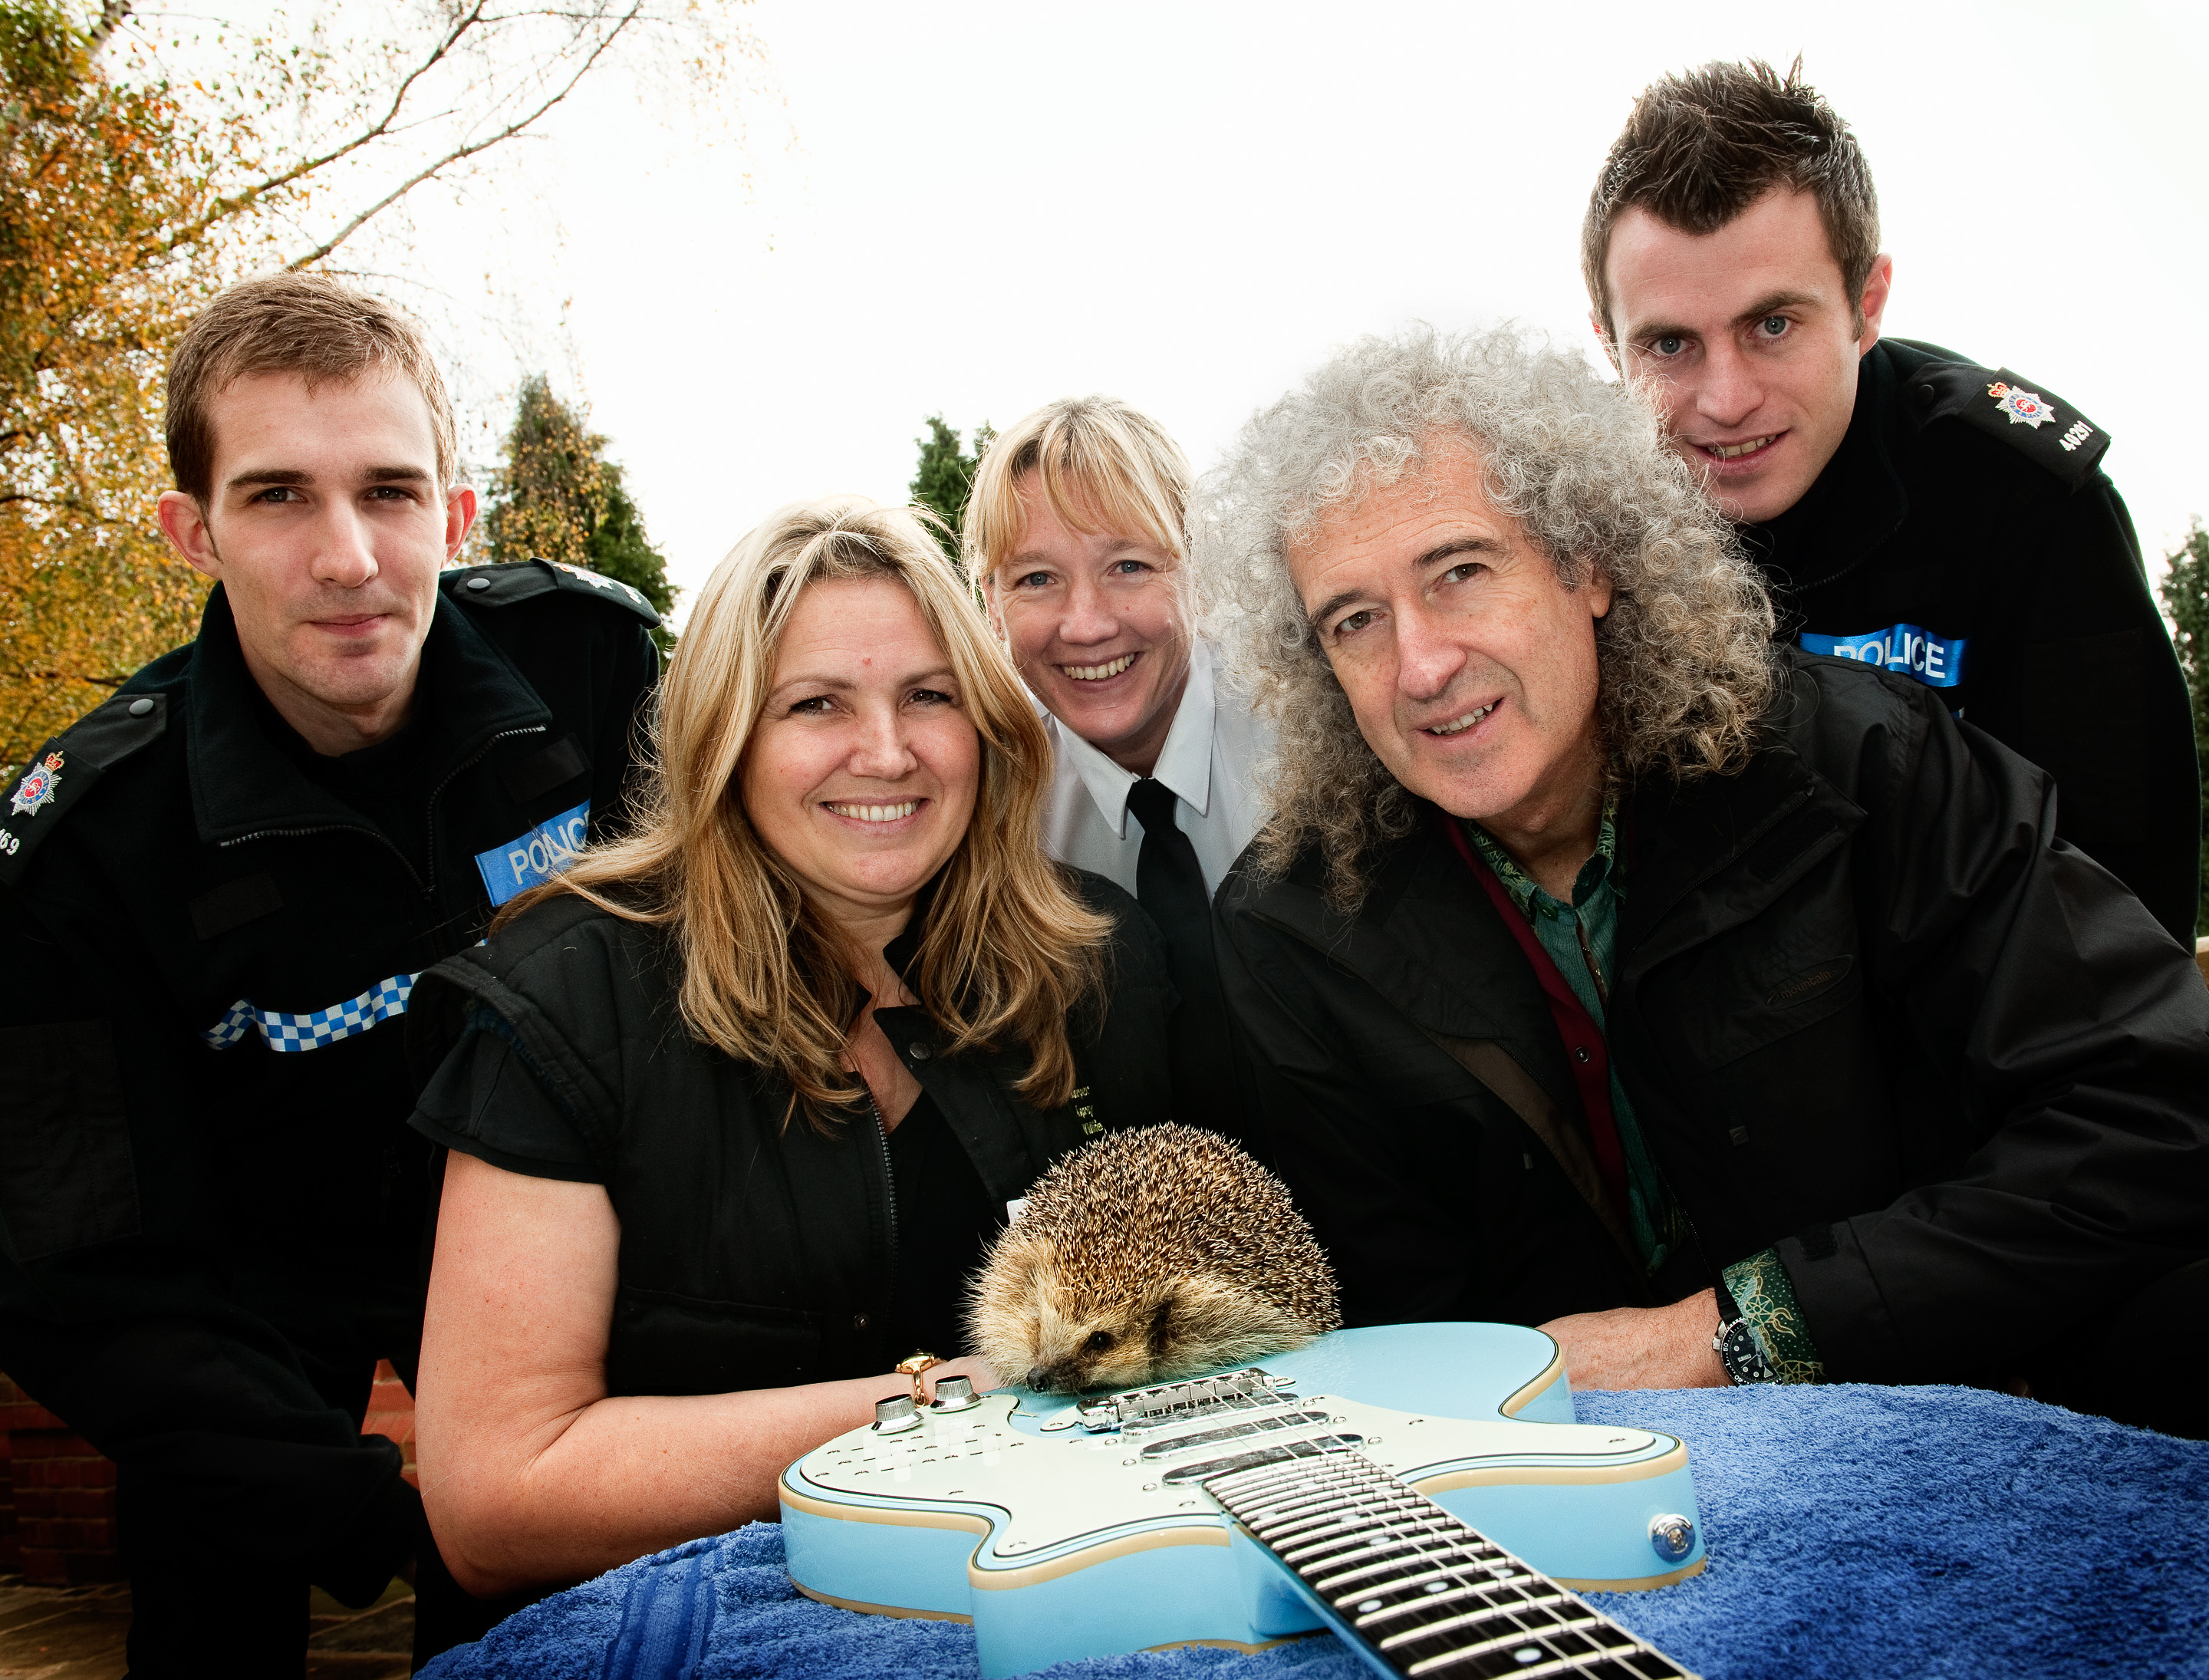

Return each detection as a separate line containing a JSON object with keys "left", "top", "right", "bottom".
{"left": 1465, "top": 801, "right": 1822, "bottom": 1382}
{"left": 1463, "top": 799, "right": 1681, "bottom": 1273}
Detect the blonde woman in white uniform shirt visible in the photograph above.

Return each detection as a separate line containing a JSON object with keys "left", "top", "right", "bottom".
{"left": 965, "top": 397, "right": 1273, "bottom": 1133}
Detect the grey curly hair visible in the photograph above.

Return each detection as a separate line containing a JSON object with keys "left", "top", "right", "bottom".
{"left": 1190, "top": 324, "right": 1778, "bottom": 910}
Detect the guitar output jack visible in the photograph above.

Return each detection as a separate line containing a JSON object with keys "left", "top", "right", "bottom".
{"left": 1648, "top": 1513, "right": 1696, "bottom": 1562}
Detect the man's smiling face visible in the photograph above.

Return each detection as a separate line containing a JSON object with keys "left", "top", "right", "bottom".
{"left": 1601, "top": 186, "right": 1891, "bottom": 525}
{"left": 1286, "top": 440, "right": 1611, "bottom": 838}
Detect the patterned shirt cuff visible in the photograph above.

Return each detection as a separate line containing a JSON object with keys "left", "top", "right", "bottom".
{"left": 1722, "top": 1248, "right": 1827, "bottom": 1385}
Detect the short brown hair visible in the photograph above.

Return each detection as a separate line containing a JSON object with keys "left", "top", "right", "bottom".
{"left": 1582, "top": 59, "right": 1880, "bottom": 337}
{"left": 963, "top": 395, "right": 1191, "bottom": 588}
{"left": 165, "top": 272, "right": 460, "bottom": 502}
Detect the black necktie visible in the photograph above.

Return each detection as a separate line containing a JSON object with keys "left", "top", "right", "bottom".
{"left": 1126, "top": 778, "right": 1239, "bottom": 1132}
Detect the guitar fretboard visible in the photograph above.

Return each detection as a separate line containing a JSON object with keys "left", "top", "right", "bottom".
{"left": 1205, "top": 1441, "right": 1695, "bottom": 1680}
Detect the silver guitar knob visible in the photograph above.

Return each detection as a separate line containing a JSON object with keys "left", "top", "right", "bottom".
{"left": 873, "top": 1395, "right": 923, "bottom": 1433}
{"left": 932, "top": 1376, "right": 981, "bottom": 1412}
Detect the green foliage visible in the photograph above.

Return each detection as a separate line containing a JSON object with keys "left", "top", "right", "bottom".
{"left": 482, "top": 373, "right": 677, "bottom": 656}
{"left": 909, "top": 413, "right": 993, "bottom": 563}
{"left": 2157, "top": 519, "right": 2209, "bottom": 936}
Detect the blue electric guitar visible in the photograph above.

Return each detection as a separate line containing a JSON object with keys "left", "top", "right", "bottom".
{"left": 781, "top": 1323, "right": 1705, "bottom": 1678}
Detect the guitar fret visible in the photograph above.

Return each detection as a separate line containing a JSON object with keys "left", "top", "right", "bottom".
{"left": 1205, "top": 1446, "right": 1696, "bottom": 1680}
{"left": 1351, "top": 1576, "right": 1553, "bottom": 1630}
{"left": 1377, "top": 1595, "right": 1577, "bottom": 1650}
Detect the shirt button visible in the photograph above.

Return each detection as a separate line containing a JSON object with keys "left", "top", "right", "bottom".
{"left": 1573, "top": 1046, "right": 1592, "bottom": 1063}
{"left": 853, "top": 1313, "right": 871, "bottom": 1332}
{"left": 127, "top": 697, "right": 154, "bottom": 716}
{"left": 466, "top": 575, "right": 492, "bottom": 591}
{"left": 908, "top": 1042, "right": 932, "bottom": 1062}
{"left": 1917, "top": 383, "right": 1936, "bottom": 406}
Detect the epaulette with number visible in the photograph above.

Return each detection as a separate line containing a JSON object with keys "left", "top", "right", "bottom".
{"left": 1906, "top": 357, "right": 2109, "bottom": 489}
{"left": 443, "top": 557, "right": 661, "bottom": 627}
{"left": 0, "top": 689, "right": 170, "bottom": 888}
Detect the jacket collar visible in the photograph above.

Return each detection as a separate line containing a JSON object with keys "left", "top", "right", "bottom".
{"left": 186, "top": 585, "right": 553, "bottom": 846}
{"left": 1740, "top": 340, "right": 1908, "bottom": 605}
{"left": 1242, "top": 662, "right": 1865, "bottom": 1025}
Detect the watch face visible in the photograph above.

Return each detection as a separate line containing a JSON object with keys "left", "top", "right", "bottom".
{"left": 1717, "top": 1319, "right": 1774, "bottom": 1385}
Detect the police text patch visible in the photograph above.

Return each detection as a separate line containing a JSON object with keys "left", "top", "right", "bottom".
{"left": 476, "top": 800, "right": 591, "bottom": 907}
{"left": 1800, "top": 624, "right": 1967, "bottom": 690}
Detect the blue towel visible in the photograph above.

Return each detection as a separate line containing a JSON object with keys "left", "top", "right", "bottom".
{"left": 418, "top": 1385, "right": 2209, "bottom": 1679}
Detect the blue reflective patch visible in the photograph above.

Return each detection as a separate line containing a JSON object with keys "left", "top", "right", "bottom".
{"left": 476, "top": 799, "right": 591, "bottom": 907}
{"left": 1800, "top": 624, "right": 1968, "bottom": 689}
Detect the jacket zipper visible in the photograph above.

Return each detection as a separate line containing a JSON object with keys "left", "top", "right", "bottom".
{"left": 867, "top": 1095, "right": 900, "bottom": 1346}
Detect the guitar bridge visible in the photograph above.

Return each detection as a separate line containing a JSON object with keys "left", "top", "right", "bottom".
{"left": 1074, "top": 1365, "right": 1299, "bottom": 1434}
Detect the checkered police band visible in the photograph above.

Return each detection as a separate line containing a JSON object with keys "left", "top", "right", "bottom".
{"left": 202, "top": 971, "right": 419, "bottom": 1053}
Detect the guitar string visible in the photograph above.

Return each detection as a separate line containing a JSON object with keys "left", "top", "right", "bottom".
{"left": 1184, "top": 1377, "right": 1680, "bottom": 1678}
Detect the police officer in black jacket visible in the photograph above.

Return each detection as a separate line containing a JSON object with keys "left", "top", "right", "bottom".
{"left": 0, "top": 275, "right": 659, "bottom": 1674}
{"left": 1583, "top": 61, "right": 2200, "bottom": 943}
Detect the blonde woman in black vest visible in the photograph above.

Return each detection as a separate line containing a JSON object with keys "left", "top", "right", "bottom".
{"left": 407, "top": 497, "right": 1175, "bottom": 1599}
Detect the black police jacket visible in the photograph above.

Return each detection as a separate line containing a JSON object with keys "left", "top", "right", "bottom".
{"left": 0, "top": 561, "right": 658, "bottom": 1600}
{"left": 405, "top": 875, "right": 1177, "bottom": 1396}
{"left": 1218, "top": 650, "right": 2209, "bottom": 1384}
{"left": 1745, "top": 337, "right": 2200, "bottom": 944}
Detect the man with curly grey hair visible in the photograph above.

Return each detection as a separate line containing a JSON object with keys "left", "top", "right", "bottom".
{"left": 1199, "top": 324, "right": 2209, "bottom": 1433}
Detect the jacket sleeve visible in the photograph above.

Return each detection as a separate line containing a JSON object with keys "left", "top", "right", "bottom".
{"left": 1968, "top": 474, "right": 2200, "bottom": 944}
{"left": 0, "top": 878, "right": 417, "bottom": 1606}
{"left": 1214, "top": 884, "right": 1492, "bottom": 1328}
{"left": 1779, "top": 683, "right": 2209, "bottom": 1381}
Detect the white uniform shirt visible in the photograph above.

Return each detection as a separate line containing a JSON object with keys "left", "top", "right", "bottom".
{"left": 1037, "top": 638, "right": 1274, "bottom": 898}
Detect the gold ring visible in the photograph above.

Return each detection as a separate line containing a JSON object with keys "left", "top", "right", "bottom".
{"left": 894, "top": 1352, "right": 946, "bottom": 1405}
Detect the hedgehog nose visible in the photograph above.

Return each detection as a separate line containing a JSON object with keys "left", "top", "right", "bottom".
{"left": 1026, "top": 1365, "right": 1055, "bottom": 1394}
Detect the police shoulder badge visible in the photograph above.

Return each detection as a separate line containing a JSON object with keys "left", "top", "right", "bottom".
{"left": 9, "top": 750, "right": 63, "bottom": 818}
{"left": 1986, "top": 380, "right": 2056, "bottom": 430}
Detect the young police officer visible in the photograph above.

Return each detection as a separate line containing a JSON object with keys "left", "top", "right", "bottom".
{"left": 1584, "top": 61, "right": 2201, "bottom": 944}
{"left": 0, "top": 275, "right": 660, "bottom": 1674}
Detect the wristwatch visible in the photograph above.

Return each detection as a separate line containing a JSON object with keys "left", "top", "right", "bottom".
{"left": 1710, "top": 1279, "right": 1775, "bottom": 1385}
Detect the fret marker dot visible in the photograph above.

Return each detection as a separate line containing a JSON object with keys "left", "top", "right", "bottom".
{"left": 1358, "top": 1599, "right": 1381, "bottom": 1613}
{"left": 1513, "top": 1649, "right": 1542, "bottom": 1665}
{"left": 1425, "top": 1581, "right": 1449, "bottom": 1593}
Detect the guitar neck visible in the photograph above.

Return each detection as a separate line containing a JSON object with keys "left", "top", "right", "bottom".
{"left": 1205, "top": 1440, "right": 1696, "bottom": 1680}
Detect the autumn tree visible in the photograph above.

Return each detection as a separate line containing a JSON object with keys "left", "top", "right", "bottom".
{"left": 909, "top": 413, "right": 993, "bottom": 563}
{"left": 2158, "top": 520, "right": 2209, "bottom": 935}
{"left": 482, "top": 373, "right": 676, "bottom": 654}
{"left": 0, "top": 1, "right": 753, "bottom": 772}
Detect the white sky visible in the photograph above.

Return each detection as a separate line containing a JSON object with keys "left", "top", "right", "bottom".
{"left": 388, "top": 0, "right": 2209, "bottom": 620}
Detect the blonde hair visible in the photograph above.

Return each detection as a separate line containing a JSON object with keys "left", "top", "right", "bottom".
{"left": 963, "top": 395, "right": 1192, "bottom": 588}
{"left": 510, "top": 495, "right": 1112, "bottom": 1125}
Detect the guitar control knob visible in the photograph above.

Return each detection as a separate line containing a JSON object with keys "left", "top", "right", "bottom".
{"left": 1648, "top": 1513, "right": 1696, "bottom": 1563}
{"left": 932, "top": 1376, "right": 981, "bottom": 1412}
{"left": 873, "top": 1395, "right": 923, "bottom": 1433}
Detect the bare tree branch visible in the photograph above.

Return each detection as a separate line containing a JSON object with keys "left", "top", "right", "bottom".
{"left": 84, "top": 0, "right": 132, "bottom": 58}
{"left": 285, "top": 5, "right": 641, "bottom": 271}
{"left": 147, "top": 1, "right": 492, "bottom": 260}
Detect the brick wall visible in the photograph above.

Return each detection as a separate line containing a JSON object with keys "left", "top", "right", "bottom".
{"left": 0, "top": 1372, "right": 121, "bottom": 1585}
{"left": 362, "top": 1359, "right": 420, "bottom": 1489}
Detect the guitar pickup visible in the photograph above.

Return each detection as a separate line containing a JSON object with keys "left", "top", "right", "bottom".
{"left": 1160, "top": 1434, "right": 1364, "bottom": 1486}
{"left": 1137, "top": 1410, "right": 1338, "bottom": 1460}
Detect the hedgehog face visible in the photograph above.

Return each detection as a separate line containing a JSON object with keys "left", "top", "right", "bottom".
{"left": 975, "top": 1253, "right": 1323, "bottom": 1395}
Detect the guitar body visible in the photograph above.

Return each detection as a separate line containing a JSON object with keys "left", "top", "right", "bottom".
{"left": 781, "top": 1323, "right": 1705, "bottom": 1678}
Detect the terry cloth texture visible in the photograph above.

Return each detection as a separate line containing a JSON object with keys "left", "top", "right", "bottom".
{"left": 417, "top": 1385, "right": 2209, "bottom": 1680}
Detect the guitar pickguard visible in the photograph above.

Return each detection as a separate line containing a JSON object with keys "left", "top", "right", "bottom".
{"left": 781, "top": 1323, "right": 1705, "bottom": 1678}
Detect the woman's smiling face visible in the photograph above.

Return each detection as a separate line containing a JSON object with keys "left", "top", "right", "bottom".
{"left": 740, "top": 575, "right": 982, "bottom": 930}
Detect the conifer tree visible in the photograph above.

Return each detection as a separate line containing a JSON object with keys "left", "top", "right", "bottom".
{"left": 482, "top": 374, "right": 677, "bottom": 655}
{"left": 910, "top": 414, "right": 993, "bottom": 562}
{"left": 2158, "top": 521, "right": 2209, "bottom": 935}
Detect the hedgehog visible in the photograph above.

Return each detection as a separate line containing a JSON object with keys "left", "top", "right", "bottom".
{"left": 966, "top": 1122, "right": 1342, "bottom": 1395}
